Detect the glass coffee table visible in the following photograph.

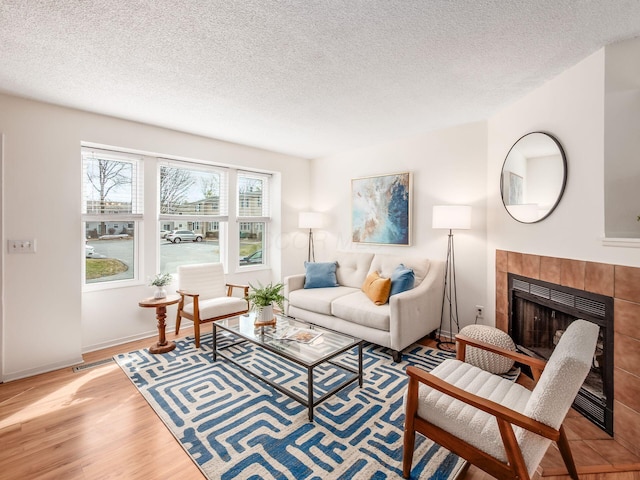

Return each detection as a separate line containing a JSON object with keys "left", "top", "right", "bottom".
{"left": 213, "top": 313, "right": 363, "bottom": 421}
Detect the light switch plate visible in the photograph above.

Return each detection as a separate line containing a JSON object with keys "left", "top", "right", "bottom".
{"left": 8, "top": 239, "right": 36, "bottom": 253}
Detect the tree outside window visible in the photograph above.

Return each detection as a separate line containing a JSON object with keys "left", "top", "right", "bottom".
{"left": 159, "top": 163, "right": 228, "bottom": 273}
{"left": 82, "top": 149, "right": 142, "bottom": 284}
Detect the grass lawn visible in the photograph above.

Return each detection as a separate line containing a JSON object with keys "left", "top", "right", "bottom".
{"left": 86, "top": 258, "right": 128, "bottom": 279}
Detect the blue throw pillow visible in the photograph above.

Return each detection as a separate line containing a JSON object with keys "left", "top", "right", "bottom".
{"left": 389, "top": 264, "right": 415, "bottom": 296}
{"left": 304, "top": 261, "right": 339, "bottom": 289}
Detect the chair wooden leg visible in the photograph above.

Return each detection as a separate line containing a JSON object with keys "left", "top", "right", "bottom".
{"left": 403, "top": 376, "right": 419, "bottom": 479}
{"left": 175, "top": 312, "right": 182, "bottom": 334}
{"left": 194, "top": 321, "right": 201, "bottom": 348}
{"left": 557, "top": 425, "right": 579, "bottom": 480}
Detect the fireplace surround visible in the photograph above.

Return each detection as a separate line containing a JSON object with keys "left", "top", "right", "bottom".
{"left": 508, "top": 273, "right": 613, "bottom": 434}
{"left": 495, "top": 249, "right": 640, "bottom": 456}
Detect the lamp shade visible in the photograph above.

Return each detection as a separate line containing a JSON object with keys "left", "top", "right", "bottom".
{"left": 298, "top": 211, "right": 324, "bottom": 229}
{"left": 432, "top": 205, "right": 472, "bottom": 230}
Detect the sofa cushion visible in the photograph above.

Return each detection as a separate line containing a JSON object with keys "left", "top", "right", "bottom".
{"left": 390, "top": 263, "right": 415, "bottom": 296}
{"left": 288, "top": 286, "right": 358, "bottom": 315}
{"left": 362, "top": 271, "right": 391, "bottom": 305}
{"left": 370, "top": 254, "right": 430, "bottom": 287}
{"left": 304, "top": 261, "right": 339, "bottom": 289}
{"left": 335, "top": 251, "right": 375, "bottom": 288}
{"left": 331, "top": 291, "right": 390, "bottom": 331}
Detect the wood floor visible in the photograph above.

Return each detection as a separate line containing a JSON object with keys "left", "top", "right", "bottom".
{"left": 0, "top": 328, "right": 638, "bottom": 479}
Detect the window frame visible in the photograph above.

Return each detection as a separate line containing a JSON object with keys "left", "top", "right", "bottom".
{"left": 81, "top": 147, "right": 144, "bottom": 290}
{"left": 237, "top": 171, "right": 271, "bottom": 270}
{"left": 82, "top": 146, "right": 274, "bottom": 290}
{"left": 157, "top": 160, "right": 230, "bottom": 273}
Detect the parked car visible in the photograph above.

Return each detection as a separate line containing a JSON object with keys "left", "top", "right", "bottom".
{"left": 240, "top": 250, "right": 262, "bottom": 265}
{"left": 165, "top": 230, "right": 203, "bottom": 243}
{"left": 85, "top": 245, "right": 95, "bottom": 258}
{"left": 160, "top": 230, "right": 169, "bottom": 238}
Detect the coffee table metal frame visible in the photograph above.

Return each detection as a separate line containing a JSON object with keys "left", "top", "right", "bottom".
{"left": 213, "top": 314, "right": 363, "bottom": 421}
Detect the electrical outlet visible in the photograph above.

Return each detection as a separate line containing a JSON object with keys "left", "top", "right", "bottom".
{"left": 475, "top": 305, "right": 484, "bottom": 318}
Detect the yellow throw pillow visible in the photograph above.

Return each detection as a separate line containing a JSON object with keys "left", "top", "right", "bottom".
{"left": 361, "top": 271, "right": 391, "bottom": 305}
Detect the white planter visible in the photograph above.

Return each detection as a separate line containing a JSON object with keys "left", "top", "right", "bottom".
{"left": 154, "top": 286, "right": 167, "bottom": 299}
{"left": 257, "top": 304, "right": 274, "bottom": 323}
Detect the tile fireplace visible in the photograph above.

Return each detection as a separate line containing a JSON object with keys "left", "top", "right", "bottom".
{"left": 495, "top": 249, "right": 640, "bottom": 456}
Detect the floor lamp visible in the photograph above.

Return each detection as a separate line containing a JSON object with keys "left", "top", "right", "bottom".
{"left": 432, "top": 205, "right": 471, "bottom": 351}
{"left": 298, "top": 212, "right": 323, "bottom": 262}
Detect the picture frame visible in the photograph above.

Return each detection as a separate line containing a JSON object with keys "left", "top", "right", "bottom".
{"left": 351, "top": 172, "right": 411, "bottom": 245}
{"left": 503, "top": 171, "right": 523, "bottom": 205}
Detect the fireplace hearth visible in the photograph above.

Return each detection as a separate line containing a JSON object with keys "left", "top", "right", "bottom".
{"left": 508, "top": 273, "right": 614, "bottom": 435}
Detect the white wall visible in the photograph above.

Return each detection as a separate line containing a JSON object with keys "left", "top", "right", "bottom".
{"left": 0, "top": 93, "right": 311, "bottom": 380}
{"left": 605, "top": 37, "right": 640, "bottom": 238}
{"left": 486, "top": 47, "right": 640, "bottom": 324}
{"left": 310, "top": 122, "right": 488, "bottom": 334}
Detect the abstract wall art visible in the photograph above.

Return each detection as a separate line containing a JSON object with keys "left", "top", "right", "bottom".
{"left": 351, "top": 172, "right": 411, "bottom": 245}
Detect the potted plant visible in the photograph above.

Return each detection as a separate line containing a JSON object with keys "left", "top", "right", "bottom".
{"left": 150, "top": 273, "right": 173, "bottom": 299}
{"left": 246, "top": 281, "right": 285, "bottom": 326}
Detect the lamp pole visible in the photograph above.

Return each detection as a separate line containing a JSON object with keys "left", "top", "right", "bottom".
{"left": 307, "top": 228, "right": 315, "bottom": 262}
{"left": 431, "top": 205, "right": 471, "bottom": 352}
{"left": 437, "top": 228, "right": 460, "bottom": 351}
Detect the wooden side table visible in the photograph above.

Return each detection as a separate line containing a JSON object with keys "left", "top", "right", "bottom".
{"left": 139, "top": 295, "right": 180, "bottom": 354}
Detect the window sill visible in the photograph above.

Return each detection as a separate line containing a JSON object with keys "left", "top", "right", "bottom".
{"left": 83, "top": 278, "right": 145, "bottom": 292}
{"left": 601, "top": 237, "right": 640, "bottom": 248}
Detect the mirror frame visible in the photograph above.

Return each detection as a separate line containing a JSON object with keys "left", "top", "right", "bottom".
{"left": 500, "top": 131, "right": 567, "bottom": 224}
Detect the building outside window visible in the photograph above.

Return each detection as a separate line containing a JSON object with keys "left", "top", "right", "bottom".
{"left": 159, "top": 161, "right": 228, "bottom": 273}
{"left": 238, "top": 172, "right": 270, "bottom": 267}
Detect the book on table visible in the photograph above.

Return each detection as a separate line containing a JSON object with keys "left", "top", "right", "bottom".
{"left": 265, "top": 326, "right": 323, "bottom": 344}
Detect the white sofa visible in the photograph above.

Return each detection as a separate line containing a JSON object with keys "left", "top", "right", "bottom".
{"left": 283, "top": 251, "right": 445, "bottom": 361}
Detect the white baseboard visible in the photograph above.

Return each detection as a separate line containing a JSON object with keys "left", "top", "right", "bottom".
{"left": 81, "top": 320, "right": 195, "bottom": 354}
{"left": 3, "top": 355, "right": 84, "bottom": 382}
{"left": 81, "top": 329, "right": 162, "bottom": 354}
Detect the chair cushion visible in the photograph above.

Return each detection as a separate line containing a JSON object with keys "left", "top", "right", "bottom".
{"left": 458, "top": 325, "right": 516, "bottom": 374}
{"left": 518, "top": 319, "right": 599, "bottom": 473}
{"left": 177, "top": 262, "right": 226, "bottom": 300}
{"left": 304, "top": 261, "right": 339, "bottom": 289}
{"left": 183, "top": 296, "right": 248, "bottom": 320}
{"left": 414, "top": 359, "right": 535, "bottom": 465}
{"left": 361, "top": 271, "right": 391, "bottom": 305}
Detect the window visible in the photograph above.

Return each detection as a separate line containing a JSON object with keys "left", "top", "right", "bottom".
{"left": 82, "top": 148, "right": 143, "bottom": 285}
{"left": 159, "top": 161, "right": 229, "bottom": 273}
{"left": 82, "top": 146, "right": 273, "bottom": 287}
{"left": 238, "top": 172, "right": 270, "bottom": 267}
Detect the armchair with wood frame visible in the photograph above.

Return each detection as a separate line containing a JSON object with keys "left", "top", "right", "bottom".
{"left": 403, "top": 319, "right": 599, "bottom": 480}
{"left": 175, "top": 262, "right": 249, "bottom": 348}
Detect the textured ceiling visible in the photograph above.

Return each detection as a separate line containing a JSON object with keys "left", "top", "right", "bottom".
{"left": 1, "top": 1, "right": 640, "bottom": 159}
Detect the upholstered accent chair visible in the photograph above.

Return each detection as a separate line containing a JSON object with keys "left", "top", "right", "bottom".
{"left": 175, "top": 263, "right": 249, "bottom": 348}
{"left": 403, "top": 319, "right": 599, "bottom": 480}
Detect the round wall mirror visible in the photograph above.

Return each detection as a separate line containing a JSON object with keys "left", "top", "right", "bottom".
{"left": 500, "top": 132, "right": 567, "bottom": 223}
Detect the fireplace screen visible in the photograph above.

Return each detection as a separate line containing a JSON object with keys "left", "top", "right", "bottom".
{"left": 508, "top": 274, "right": 613, "bottom": 435}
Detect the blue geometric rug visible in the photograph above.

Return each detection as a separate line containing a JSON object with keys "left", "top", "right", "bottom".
{"left": 114, "top": 333, "right": 465, "bottom": 479}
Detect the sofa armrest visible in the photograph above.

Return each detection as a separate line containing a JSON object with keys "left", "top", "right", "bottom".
{"left": 283, "top": 273, "right": 306, "bottom": 315}
{"left": 389, "top": 260, "right": 445, "bottom": 351}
